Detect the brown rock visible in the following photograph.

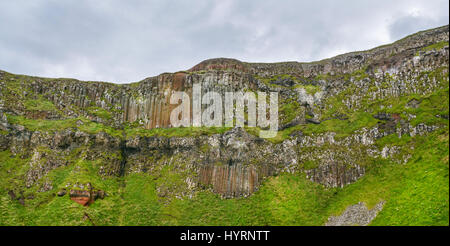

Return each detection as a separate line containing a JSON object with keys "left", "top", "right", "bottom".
{"left": 91, "top": 189, "right": 106, "bottom": 200}
{"left": 69, "top": 189, "right": 105, "bottom": 206}
{"left": 69, "top": 189, "right": 92, "bottom": 206}
{"left": 97, "top": 190, "right": 106, "bottom": 199}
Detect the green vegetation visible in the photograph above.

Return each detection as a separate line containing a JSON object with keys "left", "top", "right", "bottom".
{"left": 87, "top": 106, "right": 112, "bottom": 120}
{"left": 303, "top": 111, "right": 378, "bottom": 138}
{"left": 6, "top": 115, "right": 123, "bottom": 138}
{"left": 420, "top": 41, "right": 449, "bottom": 54}
{"left": 6, "top": 115, "right": 80, "bottom": 132}
{"left": 24, "top": 96, "right": 57, "bottom": 112}
{"left": 5, "top": 113, "right": 232, "bottom": 139}
{"left": 125, "top": 125, "right": 231, "bottom": 138}
{"left": 78, "top": 120, "right": 123, "bottom": 138}
{"left": 279, "top": 98, "right": 301, "bottom": 125}
{"left": 294, "top": 84, "right": 321, "bottom": 95}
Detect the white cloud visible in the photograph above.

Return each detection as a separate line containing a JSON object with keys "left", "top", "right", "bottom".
{"left": 0, "top": 0, "right": 448, "bottom": 83}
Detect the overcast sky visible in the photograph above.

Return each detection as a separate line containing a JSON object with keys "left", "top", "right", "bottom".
{"left": 0, "top": 0, "right": 448, "bottom": 83}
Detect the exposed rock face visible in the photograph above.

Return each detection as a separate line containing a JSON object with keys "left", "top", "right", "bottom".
{"left": 123, "top": 127, "right": 282, "bottom": 197}
{"left": 305, "top": 162, "right": 365, "bottom": 188}
{"left": 198, "top": 164, "right": 273, "bottom": 198}
{"left": 325, "top": 201, "right": 385, "bottom": 226}
{"left": 0, "top": 25, "right": 448, "bottom": 200}
{"left": 69, "top": 189, "right": 105, "bottom": 206}
{"left": 69, "top": 190, "right": 92, "bottom": 206}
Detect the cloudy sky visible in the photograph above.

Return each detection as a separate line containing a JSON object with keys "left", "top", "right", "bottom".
{"left": 0, "top": 0, "right": 448, "bottom": 83}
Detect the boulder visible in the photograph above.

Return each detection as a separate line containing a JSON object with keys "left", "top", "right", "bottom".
{"left": 69, "top": 188, "right": 106, "bottom": 206}
{"left": 57, "top": 188, "right": 67, "bottom": 197}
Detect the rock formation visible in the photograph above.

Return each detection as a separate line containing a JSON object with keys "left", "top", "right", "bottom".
{"left": 0, "top": 25, "right": 448, "bottom": 207}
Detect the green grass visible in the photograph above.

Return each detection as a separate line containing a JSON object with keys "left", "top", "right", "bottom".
{"left": 78, "top": 120, "right": 123, "bottom": 138}
{"left": 5, "top": 112, "right": 232, "bottom": 139}
{"left": 294, "top": 84, "right": 321, "bottom": 95}
{"left": 118, "top": 174, "right": 161, "bottom": 225}
{"left": 6, "top": 115, "right": 79, "bottom": 132}
{"left": 6, "top": 114, "right": 123, "bottom": 137}
{"left": 303, "top": 111, "right": 378, "bottom": 138}
{"left": 87, "top": 106, "right": 113, "bottom": 120}
{"left": 279, "top": 98, "right": 301, "bottom": 125}
{"left": 419, "top": 41, "right": 449, "bottom": 54}
{"left": 372, "top": 131, "right": 449, "bottom": 225}
{"left": 24, "top": 96, "right": 57, "bottom": 112}
{"left": 125, "top": 126, "right": 231, "bottom": 138}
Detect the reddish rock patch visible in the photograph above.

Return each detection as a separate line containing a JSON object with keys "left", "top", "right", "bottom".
{"left": 69, "top": 190, "right": 92, "bottom": 206}
{"left": 69, "top": 189, "right": 105, "bottom": 206}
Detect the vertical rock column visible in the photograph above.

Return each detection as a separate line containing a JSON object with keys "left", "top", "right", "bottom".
{"left": 198, "top": 164, "right": 274, "bottom": 198}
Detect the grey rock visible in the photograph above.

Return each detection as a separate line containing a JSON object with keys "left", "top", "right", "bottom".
{"left": 325, "top": 201, "right": 385, "bottom": 226}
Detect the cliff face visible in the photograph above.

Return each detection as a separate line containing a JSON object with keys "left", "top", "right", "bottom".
{"left": 0, "top": 26, "right": 448, "bottom": 207}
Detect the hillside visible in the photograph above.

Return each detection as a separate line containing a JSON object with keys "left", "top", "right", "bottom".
{"left": 0, "top": 25, "right": 448, "bottom": 226}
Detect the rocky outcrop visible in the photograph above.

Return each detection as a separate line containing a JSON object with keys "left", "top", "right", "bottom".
{"left": 325, "top": 201, "right": 385, "bottom": 226}
{"left": 123, "top": 127, "right": 284, "bottom": 197}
